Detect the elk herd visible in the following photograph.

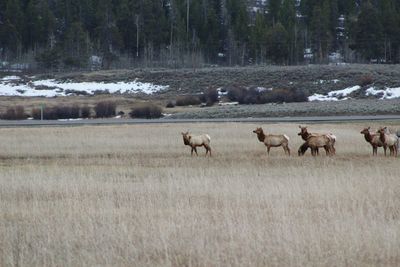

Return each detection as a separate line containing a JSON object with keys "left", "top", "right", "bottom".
{"left": 182, "top": 125, "right": 400, "bottom": 157}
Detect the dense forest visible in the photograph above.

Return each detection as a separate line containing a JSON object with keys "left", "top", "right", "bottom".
{"left": 0, "top": 0, "right": 400, "bottom": 70}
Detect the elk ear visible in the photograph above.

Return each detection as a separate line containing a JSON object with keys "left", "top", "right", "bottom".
{"left": 299, "top": 125, "right": 302, "bottom": 128}
{"left": 367, "top": 127, "right": 370, "bottom": 130}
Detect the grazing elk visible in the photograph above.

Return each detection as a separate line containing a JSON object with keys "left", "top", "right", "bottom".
{"left": 298, "top": 125, "right": 336, "bottom": 155}
{"left": 298, "top": 134, "right": 334, "bottom": 156}
{"left": 181, "top": 131, "right": 212, "bottom": 156}
{"left": 360, "top": 127, "right": 386, "bottom": 156}
{"left": 377, "top": 127, "right": 398, "bottom": 157}
{"left": 253, "top": 127, "right": 290, "bottom": 156}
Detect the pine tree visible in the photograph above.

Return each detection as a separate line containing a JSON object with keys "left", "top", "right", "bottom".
{"left": 249, "top": 12, "right": 268, "bottom": 64}
{"left": 268, "top": 0, "right": 281, "bottom": 26}
{"left": 310, "top": 1, "right": 331, "bottom": 63}
{"left": 266, "top": 22, "right": 289, "bottom": 64}
{"left": 354, "top": 1, "right": 384, "bottom": 61}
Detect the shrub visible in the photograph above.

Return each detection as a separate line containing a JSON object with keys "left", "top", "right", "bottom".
{"left": 31, "top": 105, "right": 89, "bottom": 120}
{"left": 227, "top": 87, "right": 247, "bottom": 104}
{"left": 129, "top": 103, "right": 163, "bottom": 119}
{"left": 175, "top": 95, "right": 201, "bottom": 106}
{"left": 81, "top": 106, "right": 91, "bottom": 118}
{"left": 227, "top": 87, "right": 307, "bottom": 104}
{"left": 95, "top": 101, "right": 116, "bottom": 118}
{"left": 359, "top": 75, "right": 374, "bottom": 87}
{"left": 0, "top": 106, "right": 27, "bottom": 120}
{"left": 166, "top": 101, "right": 175, "bottom": 108}
{"left": 200, "top": 87, "right": 219, "bottom": 106}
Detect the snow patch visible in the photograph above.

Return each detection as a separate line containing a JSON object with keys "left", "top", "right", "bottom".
{"left": 308, "top": 86, "right": 360, "bottom": 101}
{"left": 1, "top": 76, "right": 21, "bottom": 81}
{"left": 255, "top": 87, "right": 272, "bottom": 93}
{"left": 0, "top": 76, "right": 168, "bottom": 97}
{"left": 366, "top": 87, "right": 400, "bottom": 99}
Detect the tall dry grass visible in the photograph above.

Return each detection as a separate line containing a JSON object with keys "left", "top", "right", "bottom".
{"left": 0, "top": 123, "right": 399, "bottom": 266}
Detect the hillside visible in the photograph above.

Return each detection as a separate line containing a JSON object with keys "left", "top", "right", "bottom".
{"left": 1, "top": 64, "right": 400, "bottom": 118}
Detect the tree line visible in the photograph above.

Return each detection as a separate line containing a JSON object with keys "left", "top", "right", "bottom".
{"left": 0, "top": 0, "right": 399, "bottom": 70}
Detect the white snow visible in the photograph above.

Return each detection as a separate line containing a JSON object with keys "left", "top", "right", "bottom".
{"left": 308, "top": 85, "right": 360, "bottom": 101}
{"left": 0, "top": 76, "right": 168, "bottom": 97}
{"left": 366, "top": 87, "right": 400, "bottom": 99}
{"left": 217, "top": 88, "right": 228, "bottom": 96}
{"left": 255, "top": 87, "right": 272, "bottom": 93}
{"left": 1, "top": 76, "right": 21, "bottom": 81}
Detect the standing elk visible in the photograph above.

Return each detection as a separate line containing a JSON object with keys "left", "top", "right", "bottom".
{"left": 298, "top": 125, "right": 336, "bottom": 155}
{"left": 377, "top": 127, "right": 398, "bottom": 157}
{"left": 360, "top": 127, "right": 386, "bottom": 156}
{"left": 253, "top": 127, "right": 290, "bottom": 156}
{"left": 181, "top": 131, "right": 212, "bottom": 156}
{"left": 298, "top": 134, "right": 335, "bottom": 156}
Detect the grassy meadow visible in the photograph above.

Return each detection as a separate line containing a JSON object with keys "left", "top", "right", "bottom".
{"left": 0, "top": 122, "right": 399, "bottom": 266}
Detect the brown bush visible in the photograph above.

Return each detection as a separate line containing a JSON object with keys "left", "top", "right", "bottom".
{"left": 200, "top": 87, "right": 219, "bottom": 106}
{"left": 81, "top": 106, "right": 91, "bottom": 118}
{"left": 176, "top": 95, "right": 201, "bottom": 106}
{"left": 0, "top": 106, "right": 27, "bottom": 120}
{"left": 95, "top": 101, "right": 116, "bottom": 118}
{"left": 31, "top": 105, "right": 85, "bottom": 120}
{"left": 129, "top": 103, "right": 163, "bottom": 119}
{"left": 227, "top": 87, "right": 307, "bottom": 104}
{"left": 359, "top": 75, "right": 374, "bottom": 87}
{"left": 166, "top": 101, "right": 175, "bottom": 108}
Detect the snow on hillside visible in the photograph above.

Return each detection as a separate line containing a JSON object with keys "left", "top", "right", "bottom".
{"left": 308, "top": 86, "right": 360, "bottom": 101}
{"left": 366, "top": 87, "right": 400, "bottom": 99}
{"left": 309, "top": 85, "right": 400, "bottom": 101}
{"left": 0, "top": 76, "right": 168, "bottom": 97}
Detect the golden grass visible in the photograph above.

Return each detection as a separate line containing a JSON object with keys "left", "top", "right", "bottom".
{"left": 0, "top": 122, "right": 399, "bottom": 267}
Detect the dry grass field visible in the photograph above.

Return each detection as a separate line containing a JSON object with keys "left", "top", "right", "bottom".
{"left": 0, "top": 122, "right": 399, "bottom": 267}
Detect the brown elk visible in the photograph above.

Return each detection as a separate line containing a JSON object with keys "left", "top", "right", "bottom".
{"left": 253, "top": 127, "right": 290, "bottom": 156}
{"left": 377, "top": 127, "right": 398, "bottom": 157}
{"left": 298, "top": 125, "right": 336, "bottom": 155}
{"left": 298, "top": 135, "right": 334, "bottom": 156}
{"left": 360, "top": 127, "right": 386, "bottom": 156}
{"left": 181, "top": 131, "right": 212, "bottom": 156}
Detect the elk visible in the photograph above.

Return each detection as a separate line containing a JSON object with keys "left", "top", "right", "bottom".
{"left": 298, "top": 135, "right": 334, "bottom": 156}
{"left": 181, "top": 131, "right": 211, "bottom": 156}
{"left": 253, "top": 127, "right": 290, "bottom": 156}
{"left": 298, "top": 125, "right": 336, "bottom": 155}
{"left": 360, "top": 127, "right": 386, "bottom": 156}
{"left": 377, "top": 127, "right": 398, "bottom": 157}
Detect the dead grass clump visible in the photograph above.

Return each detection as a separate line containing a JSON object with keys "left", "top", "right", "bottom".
{"left": 129, "top": 103, "right": 163, "bottom": 119}
{"left": 0, "top": 106, "right": 27, "bottom": 120}
{"left": 359, "top": 74, "right": 374, "bottom": 87}
{"left": 31, "top": 105, "right": 81, "bottom": 120}
{"left": 94, "top": 101, "right": 116, "bottom": 118}
{"left": 176, "top": 95, "right": 201, "bottom": 106}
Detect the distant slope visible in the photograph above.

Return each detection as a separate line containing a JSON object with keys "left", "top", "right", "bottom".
{"left": 1, "top": 64, "right": 400, "bottom": 100}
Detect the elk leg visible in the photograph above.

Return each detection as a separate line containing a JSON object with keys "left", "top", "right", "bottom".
{"left": 384, "top": 146, "right": 387, "bottom": 156}
{"left": 286, "top": 146, "right": 290, "bottom": 156}
{"left": 194, "top": 147, "right": 198, "bottom": 156}
{"left": 312, "top": 147, "right": 319, "bottom": 157}
{"left": 204, "top": 144, "right": 211, "bottom": 157}
{"left": 324, "top": 146, "right": 329, "bottom": 156}
{"left": 191, "top": 147, "right": 194, "bottom": 156}
{"left": 267, "top": 146, "right": 271, "bottom": 155}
